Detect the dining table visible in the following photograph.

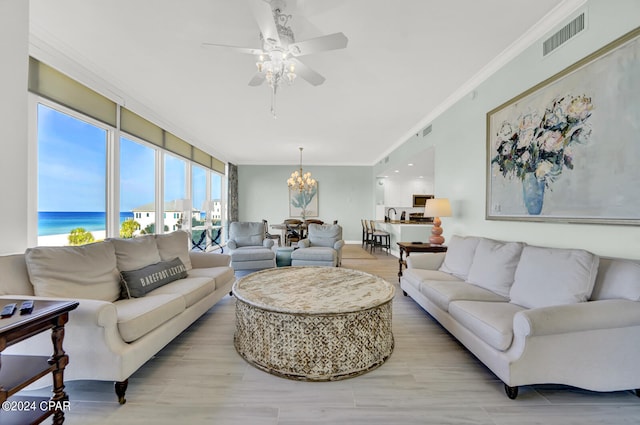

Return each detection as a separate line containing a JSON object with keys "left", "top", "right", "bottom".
{"left": 270, "top": 222, "right": 307, "bottom": 245}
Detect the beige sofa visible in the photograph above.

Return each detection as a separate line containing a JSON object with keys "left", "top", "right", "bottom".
{"left": 0, "top": 231, "right": 234, "bottom": 404}
{"left": 400, "top": 235, "right": 640, "bottom": 399}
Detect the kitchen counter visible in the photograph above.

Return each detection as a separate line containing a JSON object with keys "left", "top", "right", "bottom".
{"left": 381, "top": 220, "right": 433, "bottom": 225}
{"left": 374, "top": 221, "right": 433, "bottom": 256}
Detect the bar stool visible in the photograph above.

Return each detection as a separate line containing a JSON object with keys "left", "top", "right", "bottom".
{"left": 369, "top": 220, "right": 390, "bottom": 255}
{"left": 362, "top": 219, "right": 373, "bottom": 249}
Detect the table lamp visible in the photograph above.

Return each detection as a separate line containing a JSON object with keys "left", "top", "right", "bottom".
{"left": 424, "top": 198, "right": 452, "bottom": 245}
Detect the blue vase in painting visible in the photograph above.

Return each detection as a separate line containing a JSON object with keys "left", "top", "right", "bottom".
{"left": 522, "top": 172, "right": 545, "bottom": 215}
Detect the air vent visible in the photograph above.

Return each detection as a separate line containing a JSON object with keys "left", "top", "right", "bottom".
{"left": 422, "top": 125, "right": 432, "bottom": 137}
{"left": 543, "top": 13, "right": 585, "bottom": 56}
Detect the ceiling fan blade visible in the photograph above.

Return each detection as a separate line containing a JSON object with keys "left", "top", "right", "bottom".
{"left": 290, "top": 58, "right": 325, "bottom": 86}
{"left": 201, "top": 42, "right": 264, "bottom": 56}
{"left": 247, "top": 0, "right": 281, "bottom": 47}
{"left": 248, "top": 72, "right": 266, "bottom": 86}
{"left": 289, "top": 32, "right": 348, "bottom": 56}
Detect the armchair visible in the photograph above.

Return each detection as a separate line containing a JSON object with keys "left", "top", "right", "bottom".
{"left": 290, "top": 223, "right": 345, "bottom": 267}
{"left": 227, "top": 221, "right": 276, "bottom": 273}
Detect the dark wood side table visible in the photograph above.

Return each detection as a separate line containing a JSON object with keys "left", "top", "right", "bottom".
{"left": 397, "top": 242, "right": 448, "bottom": 282}
{"left": 0, "top": 299, "right": 79, "bottom": 425}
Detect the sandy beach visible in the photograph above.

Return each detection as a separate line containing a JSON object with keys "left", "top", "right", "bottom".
{"left": 38, "top": 230, "right": 107, "bottom": 247}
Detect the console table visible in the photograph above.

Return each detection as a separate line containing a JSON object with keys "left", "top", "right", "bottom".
{"left": 397, "top": 242, "right": 448, "bottom": 282}
{"left": 0, "top": 299, "right": 79, "bottom": 425}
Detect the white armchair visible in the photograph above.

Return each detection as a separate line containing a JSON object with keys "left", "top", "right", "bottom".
{"left": 227, "top": 222, "right": 276, "bottom": 273}
{"left": 290, "top": 224, "right": 345, "bottom": 267}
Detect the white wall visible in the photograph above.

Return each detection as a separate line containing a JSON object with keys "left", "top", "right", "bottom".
{"left": 376, "top": 0, "right": 640, "bottom": 259}
{"left": 0, "top": 0, "right": 29, "bottom": 254}
{"left": 238, "top": 165, "right": 374, "bottom": 242}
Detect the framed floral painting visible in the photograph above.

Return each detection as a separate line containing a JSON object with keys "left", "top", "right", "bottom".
{"left": 486, "top": 26, "right": 640, "bottom": 225}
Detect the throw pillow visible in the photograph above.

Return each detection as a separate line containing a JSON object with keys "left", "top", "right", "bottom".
{"left": 25, "top": 242, "right": 121, "bottom": 302}
{"left": 466, "top": 239, "right": 524, "bottom": 297}
{"left": 438, "top": 235, "right": 481, "bottom": 280}
{"left": 509, "top": 245, "right": 599, "bottom": 309}
{"left": 155, "top": 230, "right": 192, "bottom": 270}
{"left": 120, "top": 257, "right": 188, "bottom": 298}
{"left": 108, "top": 235, "right": 162, "bottom": 272}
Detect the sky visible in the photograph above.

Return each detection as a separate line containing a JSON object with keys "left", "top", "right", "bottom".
{"left": 38, "top": 104, "right": 221, "bottom": 212}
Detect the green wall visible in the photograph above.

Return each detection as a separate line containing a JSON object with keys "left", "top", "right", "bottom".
{"left": 238, "top": 165, "right": 374, "bottom": 242}
{"left": 375, "top": 0, "right": 640, "bottom": 259}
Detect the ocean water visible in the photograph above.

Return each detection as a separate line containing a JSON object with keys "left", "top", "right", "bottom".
{"left": 38, "top": 211, "right": 134, "bottom": 236}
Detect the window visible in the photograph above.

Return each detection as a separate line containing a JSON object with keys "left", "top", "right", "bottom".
{"left": 120, "top": 136, "right": 156, "bottom": 237}
{"left": 37, "top": 103, "right": 107, "bottom": 246}
{"left": 191, "top": 165, "right": 207, "bottom": 247}
{"left": 164, "top": 154, "right": 187, "bottom": 232}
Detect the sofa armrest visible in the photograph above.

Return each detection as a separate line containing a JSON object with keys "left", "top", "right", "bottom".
{"left": 406, "top": 252, "right": 446, "bottom": 270}
{"left": 297, "top": 239, "right": 310, "bottom": 248}
{"left": 263, "top": 239, "right": 274, "bottom": 248}
{"left": 189, "top": 252, "right": 231, "bottom": 268}
{"left": 226, "top": 240, "right": 238, "bottom": 250}
{"left": 514, "top": 299, "right": 640, "bottom": 337}
{"left": 334, "top": 240, "right": 345, "bottom": 250}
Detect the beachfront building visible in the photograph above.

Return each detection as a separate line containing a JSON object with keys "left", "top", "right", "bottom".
{"left": 132, "top": 200, "right": 222, "bottom": 234}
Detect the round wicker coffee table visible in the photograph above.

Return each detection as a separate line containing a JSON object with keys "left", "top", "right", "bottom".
{"left": 232, "top": 266, "right": 395, "bottom": 381}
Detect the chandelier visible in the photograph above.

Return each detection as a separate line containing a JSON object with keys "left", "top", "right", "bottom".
{"left": 287, "top": 147, "right": 316, "bottom": 192}
{"left": 256, "top": 7, "right": 296, "bottom": 119}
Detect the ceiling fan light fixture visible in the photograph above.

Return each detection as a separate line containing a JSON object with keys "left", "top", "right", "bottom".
{"left": 203, "top": 0, "right": 348, "bottom": 117}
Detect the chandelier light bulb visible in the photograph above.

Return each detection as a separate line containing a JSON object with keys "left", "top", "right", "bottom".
{"left": 287, "top": 147, "right": 316, "bottom": 192}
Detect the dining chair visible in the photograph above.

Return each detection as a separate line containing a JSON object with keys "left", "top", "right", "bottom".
{"left": 369, "top": 220, "right": 390, "bottom": 255}
{"left": 262, "top": 219, "right": 281, "bottom": 247}
{"left": 284, "top": 219, "right": 303, "bottom": 246}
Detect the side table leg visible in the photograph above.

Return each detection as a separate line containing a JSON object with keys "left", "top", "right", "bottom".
{"left": 398, "top": 249, "right": 405, "bottom": 282}
{"left": 49, "top": 316, "right": 70, "bottom": 425}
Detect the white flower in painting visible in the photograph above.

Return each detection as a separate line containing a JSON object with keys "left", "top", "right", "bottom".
{"left": 535, "top": 161, "right": 553, "bottom": 179}
{"left": 539, "top": 130, "right": 564, "bottom": 152}
{"left": 567, "top": 96, "right": 593, "bottom": 121}
{"left": 516, "top": 112, "right": 540, "bottom": 148}
{"left": 497, "top": 121, "right": 515, "bottom": 142}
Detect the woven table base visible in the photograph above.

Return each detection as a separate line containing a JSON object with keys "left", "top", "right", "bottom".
{"left": 232, "top": 267, "right": 395, "bottom": 381}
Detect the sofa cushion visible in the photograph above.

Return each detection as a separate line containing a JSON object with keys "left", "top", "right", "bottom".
{"left": 419, "top": 280, "right": 508, "bottom": 312}
{"left": 402, "top": 268, "right": 461, "bottom": 293}
{"left": 438, "top": 235, "right": 481, "bottom": 280}
{"left": 449, "top": 301, "right": 525, "bottom": 351}
{"left": 155, "top": 231, "right": 193, "bottom": 270}
{"left": 25, "top": 242, "right": 120, "bottom": 302}
{"left": 591, "top": 258, "right": 640, "bottom": 301}
{"left": 148, "top": 276, "right": 215, "bottom": 308}
{"left": 466, "top": 239, "right": 524, "bottom": 297}
{"left": 229, "top": 222, "right": 265, "bottom": 247}
{"left": 109, "top": 235, "right": 161, "bottom": 272}
{"left": 0, "top": 254, "right": 34, "bottom": 296}
{"left": 510, "top": 246, "right": 599, "bottom": 309}
{"left": 290, "top": 246, "right": 337, "bottom": 263}
{"left": 308, "top": 224, "right": 342, "bottom": 247}
{"left": 120, "top": 257, "right": 188, "bottom": 298}
{"left": 188, "top": 266, "right": 235, "bottom": 290}
{"left": 230, "top": 247, "right": 275, "bottom": 262}
{"left": 114, "top": 293, "right": 185, "bottom": 342}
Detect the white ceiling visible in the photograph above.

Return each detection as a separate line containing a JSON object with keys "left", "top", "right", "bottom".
{"left": 29, "top": 0, "right": 574, "bottom": 167}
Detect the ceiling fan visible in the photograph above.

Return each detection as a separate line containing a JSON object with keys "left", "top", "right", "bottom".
{"left": 202, "top": 0, "right": 348, "bottom": 117}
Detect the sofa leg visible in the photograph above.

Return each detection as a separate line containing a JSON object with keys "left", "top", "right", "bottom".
{"left": 635, "top": 389, "right": 640, "bottom": 398}
{"left": 504, "top": 384, "right": 519, "bottom": 400}
{"left": 402, "top": 290, "right": 407, "bottom": 296}
{"left": 115, "top": 379, "right": 128, "bottom": 404}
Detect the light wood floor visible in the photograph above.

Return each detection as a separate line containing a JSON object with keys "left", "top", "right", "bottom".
{"left": 28, "top": 245, "right": 640, "bottom": 424}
